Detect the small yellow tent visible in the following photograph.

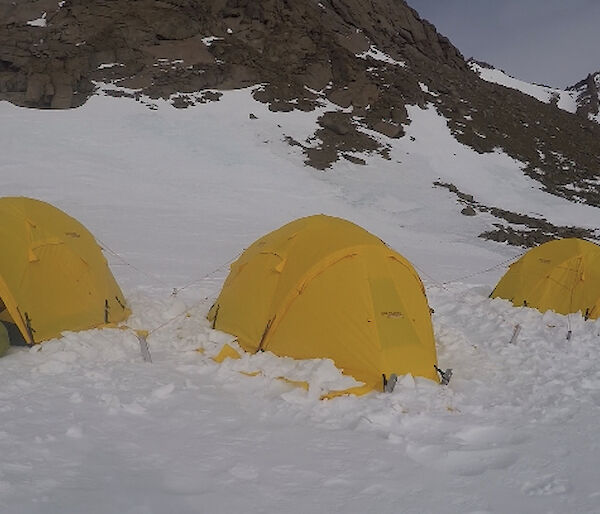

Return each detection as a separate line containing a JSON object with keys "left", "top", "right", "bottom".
{"left": 208, "top": 215, "right": 439, "bottom": 392}
{"left": 0, "top": 197, "right": 130, "bottom": 344}
{"left": 491, "top": 238, "right": 600, "bottom": 319}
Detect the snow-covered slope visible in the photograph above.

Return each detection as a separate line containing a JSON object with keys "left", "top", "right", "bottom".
{"left": 469, "top": 61, "right": 600, "bottom": 125}
{"left": 469, "top": 61, "right": 579, "bottom": 113}
{"left": 2, "top": 91, "right": 600, "bottom": 514}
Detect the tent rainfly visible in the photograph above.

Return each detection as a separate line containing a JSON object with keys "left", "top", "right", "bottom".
{"left": 491, "top": 238, "right": 600, "bottom": 319}
{"left": 208, "top": 214, "right": 439, "bottom": 392}
{"left": 0, "top": 197, "right": 130, "bottom": 344}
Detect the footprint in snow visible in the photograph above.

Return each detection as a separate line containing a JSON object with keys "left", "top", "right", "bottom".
{"left": 69, "top": 392, "right": 83, "bottom": 403}
{"left": 228, "top": 463, "right": 259, "bottom": 481}
{"left": 406, "top": 443, "right": 518, "bottom": 476}
{"left": 521, "top": 474, "right": 570, "bottom": 496}
{"left": 454, "top": 425, "right": 529, "bottom": 448}
{"left": 322, "top": 477, "right": 352, "bottom": 487}
{"left": 66, "top": 425, "right": 83, "bottom": 438}
{"left": 151, "top": 383, "right": 175, "bottom": 400}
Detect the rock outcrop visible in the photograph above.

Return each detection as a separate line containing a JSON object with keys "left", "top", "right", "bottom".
{"left": 570, "top": 71, "right": 600, "bottom": 123}
{"left": 1, "top": 0, "right": 599, "bottom": 208}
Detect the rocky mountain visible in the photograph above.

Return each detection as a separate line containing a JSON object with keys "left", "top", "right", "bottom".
{"left": 569, "top": 71, "right": 600, "bottom": 124}
{"left": 1, "top": 0, "right": 599, "bottom": 242}
{"left": 470, "top": 60, "right": 600, "bottom": 126}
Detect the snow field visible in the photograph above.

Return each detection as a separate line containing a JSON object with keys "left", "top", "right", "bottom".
{"left": 1, "top": 89, "right": 600, "bottom": 513}
{"left": 469, "top": 62, "right": 579, "bottom": 113}
{"left": 2, "top": 284, "right": 599, "bottom": 513}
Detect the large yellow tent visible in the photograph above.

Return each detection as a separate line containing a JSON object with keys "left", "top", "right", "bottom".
{"left": 0, "top": 197, "right": 130, "bottom": 344}
{"left": 491, "top": 238, "right": 600, "bottom": 319}
{"left": 208, "top": 215, "right": 439, "bottom": 392}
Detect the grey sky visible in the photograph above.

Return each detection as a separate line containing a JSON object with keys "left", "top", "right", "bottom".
{"left": 407, "top": 0, "right": 600, "bottom": 88}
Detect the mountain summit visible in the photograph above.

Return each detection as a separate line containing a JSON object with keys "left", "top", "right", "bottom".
{"left": 569, "top": 71, "right": 600, "bottom": 124}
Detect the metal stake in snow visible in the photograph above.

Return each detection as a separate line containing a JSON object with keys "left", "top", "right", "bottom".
{"left": 136, "top": 330, "right": 152, "bottom": 363}
{"left": 434, "top": 365, "right": 453, "bottom": 385}
{"left": 509, "top": 324, "right": 521, "bottom": 344}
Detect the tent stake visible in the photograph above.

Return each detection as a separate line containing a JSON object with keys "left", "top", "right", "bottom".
{"left": 136, "top": 330, "right": 152, "bottom": 363}
{"left": 509, "top": 324, "right": 521, "bottom": 344}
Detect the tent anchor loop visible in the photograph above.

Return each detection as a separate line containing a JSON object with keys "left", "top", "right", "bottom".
{"left": 136, "top": 331, "right": 152, "bottom": 363}
{"left": 382, "top": 373, "right": 398, "bottom": 393}
{"left": 24, "top": 312, "right": 36, "bottom": 343}
{"left": 566, "top": 330, "right": 572, "bottom": 341}
{"left": 256, "top": 317, "right": 274, "bottom": 353}
{"left": 171, "top": 288, "right": 178, "bottom": 297}
{"left": 211, "top": 305, "right": 220, "bottom": 329}
{"left": 584, "top": 308, "right": 590, "bottom": 321}
{"left": 434, "top": 365, "right": 453, "bottom": 386}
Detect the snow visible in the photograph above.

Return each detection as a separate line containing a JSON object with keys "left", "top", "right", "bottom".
{"left": 470, "top": 62, "right": 578, "bottom": 114}
{"left": 202, "top": 36, "right": 222, "bottom": 46}
{"left": 357, "top": 46, "right": 406, "bottom": 67}
{"left": 97, "top": 63, "right": 124, "bottom": 70}
{"left": 419, "top": 82, "right": 439, "bottom": 97}
{"left": 26, "top": 12, "right": 47, "bottom": 27}
{"left": 1, "top": 89, "right": 600, "bottom": 513}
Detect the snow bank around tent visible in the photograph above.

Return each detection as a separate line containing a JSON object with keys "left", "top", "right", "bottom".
{"left": 2, "top": 286, "right": 600, "bottom": 513}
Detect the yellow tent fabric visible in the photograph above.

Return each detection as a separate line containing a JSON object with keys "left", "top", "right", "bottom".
{"left": 208, "top": 214, "right": 439, "bottom": 392}
{"left": 491, "top": 238, "right": 600, "bottom": 319}
{"left": 0, "top": 197, "right": 130, "bottom": 344}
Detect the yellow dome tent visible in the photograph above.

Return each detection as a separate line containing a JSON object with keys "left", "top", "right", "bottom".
{"left": 0, "top": 197, "right": 130, "bottom": 344}
{"left": 491, "top": 238, "right": 600, "bottom": 319}
{"left": 208, "top": 215, "right": 439, "bottom": 392}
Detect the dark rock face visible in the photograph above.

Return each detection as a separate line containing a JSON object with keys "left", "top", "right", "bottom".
{"left": 569, "top": 71, "right": 600, "bottom": 122}
{"left": 0, "top": 0, "right": 463, "bottom": 110}
{"left": 1, "top": 0, "right": 599, "bottom": 209}
{"left": 435, "top": 182, "right": 599, "bottom": 247}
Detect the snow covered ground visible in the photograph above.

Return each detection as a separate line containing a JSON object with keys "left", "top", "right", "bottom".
{"left": 2, "top": 89, "right": 600, "bottom": 513}
{"left": 469, "top": 62, "right": 579, "bottom": 113}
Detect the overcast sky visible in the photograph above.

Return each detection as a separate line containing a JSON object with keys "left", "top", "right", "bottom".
{"left": 408, "top": 0, "right": 600, "bottom": 88}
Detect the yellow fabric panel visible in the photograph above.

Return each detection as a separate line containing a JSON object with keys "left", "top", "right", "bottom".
{"left": 212, "top": 343, "right": 242, "bottom": 363}
{"left": 0, "top": 197, "right": 130, "bottom": 343}
{"left": 491, "top": 238, "right": 600, "bottom": 319}
{"left": 321, "top": 383, "right": 374, "bottom": 399}
{"left": 267, "top": 217, "right": 381, "bottom": 311}
{"left": 215, "top": 216, "right": 383, "bottom": 322}
{"left": 277, "top": 376, "right": 310, "bottom": 391}
{"left": 210, "top": 214, "right": 439, "bottom": 392}
{"left": 208, "top": 252, "right": 283, "bottom": 351}
{"left": 368, "top": 253, "right": 438, "bottom": 382}
{"left": 265, "top": 252, "right": 381, "bottom": 387}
